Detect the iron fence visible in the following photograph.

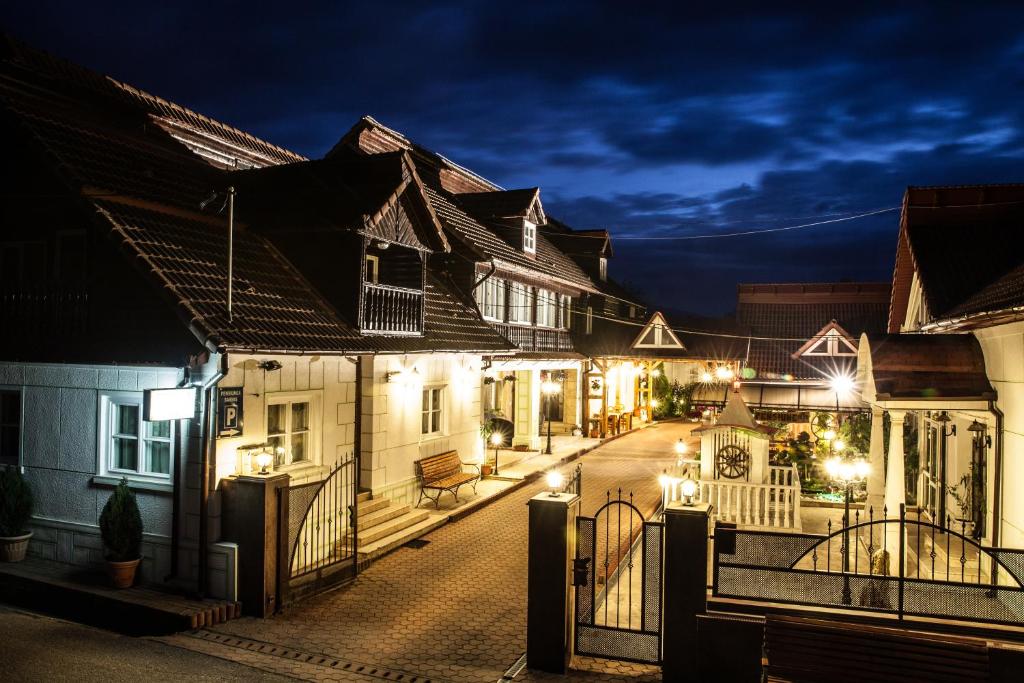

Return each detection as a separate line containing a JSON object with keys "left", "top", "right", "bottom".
{"left": 562, "top": 463, "right": 582, "bottom": 496}
{"left": 713, "top": 504, "right": 1024, "bottom": 627}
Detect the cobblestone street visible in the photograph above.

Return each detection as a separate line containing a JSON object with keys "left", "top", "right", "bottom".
{"left": 161, "top": 423, "right": 691, "bottom": 682}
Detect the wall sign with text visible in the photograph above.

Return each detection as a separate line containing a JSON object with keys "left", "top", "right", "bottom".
{"left": 218, "top": 387, "right": 244, "bottom": 437}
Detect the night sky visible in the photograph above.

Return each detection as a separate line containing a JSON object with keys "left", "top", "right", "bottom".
{"left": 5, "top": 2, "right": 1024, "bottom": 315}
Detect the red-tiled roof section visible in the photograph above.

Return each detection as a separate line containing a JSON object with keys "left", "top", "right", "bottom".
{"left": 891, "top": 184, "right": 1024, "bottom": 329}
{"left": 865, "top": 334, "right": 995, "bottom": 400}
{"left": 737, "top": 282, "right": 891, "bottom": 380}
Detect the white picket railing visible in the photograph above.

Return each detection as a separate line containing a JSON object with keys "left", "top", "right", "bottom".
{"left": 665, "top": 464, "right": 802, "bottom": 530}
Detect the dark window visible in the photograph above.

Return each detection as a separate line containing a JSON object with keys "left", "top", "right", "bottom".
{"left": 56, "top": 231, "right": 87, "bottom": 284}
{"left": 0, "top": 390, "right": 21, "bottom": 467}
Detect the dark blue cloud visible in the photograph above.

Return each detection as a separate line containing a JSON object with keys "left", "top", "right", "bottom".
{"left": 3, "top": 1, "right": 1024, "bottom": 314}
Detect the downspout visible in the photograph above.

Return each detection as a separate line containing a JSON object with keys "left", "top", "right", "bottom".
{"left": 197, "top": 353, "right": 227, "bottom": 597}
{"left": 166, "top": 366, "right": 194, "bottom": 582}
{"left": 346, "top": 355, "right": 363, "bottom": 574}
{"left": 470, "top": 258, "right": 497, "bottom": 293}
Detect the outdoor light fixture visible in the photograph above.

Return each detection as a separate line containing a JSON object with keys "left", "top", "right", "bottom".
{"left": 546, "top": 470, "right": 564, "bottom": 496}
{"left": 143, "top": 387, "right": 197, "bottom": 421}
{"left": 679, "top": 477, "right": 698, "bottom": 506}
{"left": 830, "top": 373, "right": 855, "bottom": 395}
{"left": 715, "top": 365, "right": 734, "bottom": 381}
{"left": 255, "top": 450, "right": 273, "bottom": 475}
{"left": 674, "top": 439, "right": 687, "bottom": 456}
{"left": 541, "top": 379, "right": 561, "bottom": 455}
{"left": 490, "top": 432, "right": 504, "bottom": 476}
{"left": 257, "top": 359, "right": 283, "bottom": 372}
{"left": 386, "top": 366, "right": 420, "bottom": 385}
{"left": 936, "top": 411, "right": 957, "bottom": 437}
{"left": 967, "top": 420, "right": 992, "bottom": 447}
{"left": 824, "top": 454, "right": 870, "bottom": 605}
{"left": 833, "top": 439, "right": 846, "bottom": 452}
{"left": 700, "top": 371, "right": 713, "bottom": 383}
{"left": 651, "top": 368, "right": 661, "bottom": 378}
{"left": 658, "top": 471, "right": 671, "bottom": 489}
{"left": 823, "top": 428, "right": 836, "bottom": 442}
{"left": 651, "top": 398, "right": 660, "bottom": 408}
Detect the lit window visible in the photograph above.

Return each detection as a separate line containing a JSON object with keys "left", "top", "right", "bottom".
{"left": 0, "top": 389, "right": 21, "bottom": 468}
{"left": 537, "top": 288, "right": 558, "bottom": 327}
{"left": 599, "top": 257, "right": 607, "bottom": 281}
{"left": 267, "top": 393, "right": 319, "bottom": 468}
{"left": 586, "top": 306, "right": 593, "bottom": 335}
{"left": 476, "top": 276, "right": 506, "bottom": 321}
{"left": 561, "top": 295, "right": 571, "bottom": 329}
{"left": 100, "top": 391, "right": 173, "bottom": 480}
{"left": 523, "top": 220, "right": 536, "bottom": 254}
{"left": 365, "top": 255, "right": 379, "bottom": 284}
{"left": 509, "top": 282, "right": 533, "bottom": 324}
{"left": 421, "top": 386, "right": 444, "bottom": 436}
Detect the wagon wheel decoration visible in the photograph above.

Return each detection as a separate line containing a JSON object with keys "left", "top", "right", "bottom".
{"left": 810, "top": 412, "right": 836, "bottom": 440}
{"left": 715, "top": 444, "right": 750, "bottom": 480}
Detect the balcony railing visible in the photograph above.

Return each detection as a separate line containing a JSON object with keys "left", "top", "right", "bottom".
{"left": 1, "top": 289, "right": 89, "bottom": 337}
{"left": 493, "top": 322, "right": 574, "bottom": 352}
{"left": 361, "top": 282, "right": 423, "bottom": 335}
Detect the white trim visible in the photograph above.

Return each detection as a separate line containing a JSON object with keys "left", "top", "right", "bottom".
{"left": 98, "top": 390, "right": 174, "bottom": 485}
{"left": 632, "top": 312, "right": 684, "bottom": 349}
{"left": 265, "top": 390, "right": 323, "bottom": 471}
{"left": 365, "top": 254, "right": 380, "bottom": 284}
{"left": 420, "top": 384, "right": 446, "bottom": 437}
{"left": 523, "top": 219, "right": 537, "bottom": 254}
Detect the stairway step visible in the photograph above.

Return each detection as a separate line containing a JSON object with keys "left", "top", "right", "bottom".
{"left": 356, "top": 510, "right": 430, "bottom": 545}
{"left": 357, "top": 516, "right": 447, "bottom": 560}
{"left": 357, "top": 497, "right": 391, "bottom": 516}
{"left": 356, "top": 491, "right": 372, "bottom": 503}
{"left": 358, "top": 503, "right": 412, "bottom": 530}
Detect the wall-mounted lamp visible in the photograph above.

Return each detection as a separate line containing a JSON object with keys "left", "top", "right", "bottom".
{"left": 967, "top": 420, "right": 992, "bottom": 447}
{"left": 257, "top": 360, "right": 283, "bottom": 371}
{"left": 386, "top": 367, "right": 420, "bottom": 384}
{"left": 935, "top": 411, "right": 956, "bottom": 437}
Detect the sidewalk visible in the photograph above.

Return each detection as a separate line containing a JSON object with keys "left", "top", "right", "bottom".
{"left": 0, "top": 555, "right": 241, "bottom": 636}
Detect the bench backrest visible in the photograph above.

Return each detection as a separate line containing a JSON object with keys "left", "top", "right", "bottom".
{"left": 764, "top": 614, "right": 990, "bottom": 683}
{"left": 415, "top": 451, "right": 462, "bottom": 484}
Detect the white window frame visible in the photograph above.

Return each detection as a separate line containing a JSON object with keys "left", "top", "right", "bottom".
{"left": 476, "top": 275, "right": 506, "bottom": 321}
{"left": 586, "top": 306, "right": 593, "bottom": 334}
{"left": 523, "top": 219, "right": 537, "bottom": 254}
{"left": 98, "top": 390, "right": 174, "bottom": 484}
{"left": 365, "top": 254, "right": 379, "bottom": 284}
{"left": 265, "top": 391, "right": 322, "bottom": 471}
{"left": 599, "top": 257, "right": 607, "bottom": 281}
{"left": 421, "top": 385, "right": 446, "bottom": 438}
{"left": 560, "top": 295, "right": 571, "bottom": 329}
{"left": 509, "top": 281, "right": 533, "bottom": 324}
{"left": 0, "top": 387, "right": 23, "bottom": 470}
{"left": 537, "top": 288, "right": 558, "bottom": 328}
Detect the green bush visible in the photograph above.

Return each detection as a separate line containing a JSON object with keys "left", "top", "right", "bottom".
{"left": 99, "top": 478, "right": 143, "bottom": 561}
{"left": 0, "top": 468, "right": 34, "bottom": 536}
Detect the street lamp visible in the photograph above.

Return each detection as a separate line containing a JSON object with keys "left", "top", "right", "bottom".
{"left": 825, "top": 455, "right": 870, "bottom": 604}
{"left": 490, "top": 431, "right": 504, "bottom": 476}
{"left": 541, "top": 379, "right": 561, "bottom": 455}
{"left": 674, "top": 439, "right": 687, "bottom": 457}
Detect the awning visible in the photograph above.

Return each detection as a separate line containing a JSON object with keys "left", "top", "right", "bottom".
{"left": 855, "top": 332, "right": 996, "bottom": 409}
{"left": 487, "top": 358, "right": 583, "bottom": 371}
{"left": 692, "top": 382, "right": 866, "bottom": 414}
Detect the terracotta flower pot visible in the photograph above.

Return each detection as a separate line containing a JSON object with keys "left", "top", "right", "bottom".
{"left": 480, "top": 464, "right": 493, "bottom": 476}
{"left": 106, "top": 557, "right": 141, "bottom": 588}
{"left": 0, "top": 532, "right": 32, "bottom": 562}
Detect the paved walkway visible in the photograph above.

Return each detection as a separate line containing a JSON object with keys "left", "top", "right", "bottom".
{"left": 161, "top": 423, "right": 692, "bottom": 682}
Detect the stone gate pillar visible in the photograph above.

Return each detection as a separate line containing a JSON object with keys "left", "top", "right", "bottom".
{"left": 866, "top": 405, "right": 886, "bottom": 513}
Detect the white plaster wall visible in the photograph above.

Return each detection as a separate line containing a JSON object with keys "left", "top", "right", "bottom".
{"left": 361, "top": 353, "right": 484, "bottom": 504}
{"left": 0, "top": 361, "right": 184, "bottom": 585}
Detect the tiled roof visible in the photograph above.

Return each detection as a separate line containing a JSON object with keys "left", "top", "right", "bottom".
{"left": 863, "top": 334, "right": 995, "bottom": 400}
{"left": 1, "top": 39, "right": 510, "bottom": 356}
{"left": 894, "top": 184, "right": 1024, "bottom": 325}
{"left": 736, "top": 282, "right": 891, "bottom": 380}
{"left": 572, "top": 311, "right": 746, "bottom": 361}
{"left": 455, "top": 188, "right": 543, "bottom": 221}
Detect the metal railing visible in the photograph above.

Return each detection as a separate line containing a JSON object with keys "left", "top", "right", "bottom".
{"left": 562, "top": 463, "right": 583, "bottom": 496}
{"left": 361, "top": 282, "right": 423, "bottom": 334}
{"left": 492, "top": 322, "right": 574, "bottom": 352}
{"left": 713, "top": 504, "right": 1024, "bottom": 626}
{"left": 1, "top": 289, "right": 88, "bottom": 336}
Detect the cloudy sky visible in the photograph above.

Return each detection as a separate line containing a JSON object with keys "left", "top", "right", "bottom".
{"left": 5, "top": 2, "right": 1023, "bottom": 314}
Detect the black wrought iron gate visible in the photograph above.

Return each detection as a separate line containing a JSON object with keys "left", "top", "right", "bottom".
{"left": 574, "top": 491, "right": 663, "bottom": 664}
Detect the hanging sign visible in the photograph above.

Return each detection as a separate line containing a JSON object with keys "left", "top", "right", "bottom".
{"left": 218, "top": 387, "right": 244, "bottom": 437}
{"left": 143, "top": 387, "right": 197, "bottom": 421}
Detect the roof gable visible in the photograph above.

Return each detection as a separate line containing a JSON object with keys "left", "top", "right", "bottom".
{"left": 632, "top": 312, "right": 685, "bottom": 350}
{"left": 455, "top": 188, "right": 546, "bottom": 225}
{"left": 791, "top": 321, "right": 858, "bottom": 358}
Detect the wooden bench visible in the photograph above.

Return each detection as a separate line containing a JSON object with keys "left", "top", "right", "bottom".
{"left": 763, "top": 614, "right": 990, "bottom": 683}
{"left": 414, "top": 450, "right": 480, "bottom": 509}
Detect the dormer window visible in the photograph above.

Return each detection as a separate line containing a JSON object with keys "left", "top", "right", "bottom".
{"left": 599, "top": 257, "right": 607, "bottom": 281}
{"left": 523, "top": 219, "right": 536, "bottom": 254}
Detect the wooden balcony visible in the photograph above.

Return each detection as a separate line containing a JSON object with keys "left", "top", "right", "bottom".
{"left": 360, "top": 282, "right": 423, "bottom": 335}
{"left": 493, "top": 322, "right": 574, "bottom": 353}
{"left": 1, "top": 288, "right": 89, "bottom": 337}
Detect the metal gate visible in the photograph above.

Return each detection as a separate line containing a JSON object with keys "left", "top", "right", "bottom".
{"left": 282, "top": 457, "right": 358, "bottom": 602}
{"left": 574, "top": 491, "right": 663, "bottom": 664}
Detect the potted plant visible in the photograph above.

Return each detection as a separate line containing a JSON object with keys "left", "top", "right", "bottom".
{"left": 0, "top": 468, "right": 34, "bottom": 562}
{"left": 99, "top": 478, "right": 143, "bottom": 588}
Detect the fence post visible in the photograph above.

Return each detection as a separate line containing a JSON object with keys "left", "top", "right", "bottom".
{"left": 898, "top": 503, "right": 906, "bottom": 620}
{"left": 221, "top": 473, "right": 291, "bottom": 617}
{"left": 662, "top": 502, "right": 713, "bottom": 683}
{"left": 526, "top": 490, "right": 580, "bottom": 674}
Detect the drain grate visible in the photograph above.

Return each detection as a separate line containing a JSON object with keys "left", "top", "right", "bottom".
{"left": 498, "top": 653, "right": 527, "bottom": 681}
{"left": 189, "top": 630, "right": 435, "bottom": 682}
{"left": 403, "top": 539, "right": 430, "bottom": 549}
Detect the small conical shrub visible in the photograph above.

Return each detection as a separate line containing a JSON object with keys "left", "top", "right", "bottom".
{"left": 0, "top": 469, "right": 34, "bottom": 536}
{"left": 99, "top": 478, "right": 143, "bottom": 562}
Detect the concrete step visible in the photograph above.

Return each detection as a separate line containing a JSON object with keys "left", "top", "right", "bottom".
{"left": 356, "top": 509, "right": 430, "bottom": 545}
{"left": 356, "top": 491, "right": 372, "bottom": 503}
{"left": 357, "top": 516, "right": 448, "bottom": 561}
{"left": 357, "top": 497, "right": 391, "bottom": 516}
{"left": 358, "top": 503, "right": 412, "bottom": 531}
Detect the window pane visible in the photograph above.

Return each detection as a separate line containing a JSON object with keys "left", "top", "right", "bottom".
{"left": 422, "top": 389, "right": 429, "bottom": 412}
{"left": 291, "top": 402, "right": 309, "bottom": 432}
{"left": 422, "top": 410, "right": 429, "bottom": 434}
{"left": 268, "top": 403, "right": 285, "bottom": 435}
{"left": 116, "top": 404, "right": 139, "bottom": 436}
{"left": 146, "top": 440, "right": 170, "bottom": 474}
{"left": 114, "top": 436, "right": 138, "bottom": 470}
{"left": 0, "top": 426, "right": 17, "bottom": 465}
{"left": 146, "top": 420, "right": 171, "bottom": 439}
{"left": 431, "top": 408, "right": 440, "bottom": 433}
{"left": 291, "top": 432, "right": 307, "bottom": 463}
{"left": 432, "top": 389, "right": 441, "bottom": 406}
{"left": 268, "top": 435, "right": 285, "bottom": 467}
{"left": 1, "top": 391, "right": 18, "bottom": 424}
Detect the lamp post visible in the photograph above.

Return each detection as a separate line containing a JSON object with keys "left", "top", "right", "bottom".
{"left": 541, "top": 379, "right": 561, "bottom": 455}
{"left": 825, "top": 454, "right": 870, "bottom": 604}
{"left": 490, "top": 432, "right": 504, "bottom": 476}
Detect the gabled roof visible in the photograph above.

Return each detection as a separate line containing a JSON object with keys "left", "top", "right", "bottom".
{"left": 889, "top": 184, "right": 1024, "bottom": 331}
{"left": 335, "top": 117, "right": 598, "bottom": 293}
{"left": 455, "top": 188, "right": 546, "bottom": 225}
{"left": 0, "top": 39, "right": 511, "bottom": 356}
{"left": 737, "top": 282, "right": 891, "bottom": 381}
{"left": 791, "top": 321, "right": 858, "bottom": 358}
{"left": 632, "top": 312, "right": 685, "bottom": 350}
